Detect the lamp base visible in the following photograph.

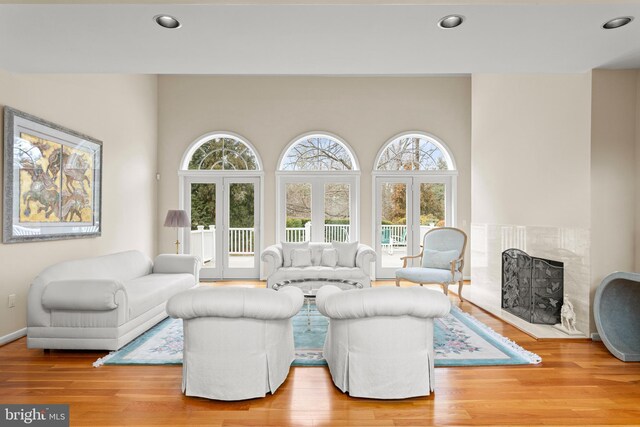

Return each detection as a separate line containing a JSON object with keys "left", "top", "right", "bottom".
{"left": 174, "top": 240, "right": 180, "bottom": 255}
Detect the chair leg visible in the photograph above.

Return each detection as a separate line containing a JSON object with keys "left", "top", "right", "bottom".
{"left": 458, "top": 280, "right": 464, "bottom": 302}
{"left": 419, "top": 283, "right": 423, "bottom": 287}
{"left": 395, "top": 278, "right": 401, "bottom": 287}
{"left": 441, "top": 283, "right": 449, "bottom": 295}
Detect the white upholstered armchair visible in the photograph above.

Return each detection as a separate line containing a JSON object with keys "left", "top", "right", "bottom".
{"left": 166, "top": 286, "right": 304, "bottom": 401}
{"left": 395, "top": 227, "right": 468, "bottom": 301}
{"left": 317, "top": 285, "right": 451, "bottom": 399}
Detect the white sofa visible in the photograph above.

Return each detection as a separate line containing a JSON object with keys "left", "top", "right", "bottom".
{"left": 317, "top": 285, "right": 451, "bottom": 399}
{"left": 261, "top": 242, "right": 375, "bottom": 288}
{"left": 166, "top": 286, "right": 304, "bottom": 401}
{"left": 27, "top": 250, "right": 200, "bottom": 350}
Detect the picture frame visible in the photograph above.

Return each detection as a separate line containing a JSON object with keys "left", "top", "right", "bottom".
{"left": 3, "top": 107, "right": 102, "bottom": 243}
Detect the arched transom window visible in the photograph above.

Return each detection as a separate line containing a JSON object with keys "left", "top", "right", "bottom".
{"left": 186, "top": 135, "right": 260, "bottom": 171}
{"left": 277, "top": 133, "right": 360, "bottom": 243}
{"left": 376, "top": 134, "right": 454, "bottom": 171}
{"left": 280, "top": 134, "right": 357, "bottom": 171}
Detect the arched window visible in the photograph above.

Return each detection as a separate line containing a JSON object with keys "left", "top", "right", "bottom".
{"left": 280, "top": 135, "right": 356, "bottom": 171}
{"left": 277, "top": 133, "right": 360, "bottom": 243}
{"left": 376, "top": 134, "right": 454, "bottom": 171}
{"left": 373, "top": 132, "right": 457, "bottom": 279}
{"left": 179, "top": 132, "right": 263, "bottom": 281}
{"left": 183, "top": 135, "right": 261, "bottom": 171}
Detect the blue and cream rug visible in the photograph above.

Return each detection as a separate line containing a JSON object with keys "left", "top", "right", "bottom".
{"left": 94, "top": 305, "right": 540, "bottom": 367}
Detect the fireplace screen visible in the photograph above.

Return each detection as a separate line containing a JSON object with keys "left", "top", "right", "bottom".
{"left": 502, "top": 248, "right": 564, "bottom": 324}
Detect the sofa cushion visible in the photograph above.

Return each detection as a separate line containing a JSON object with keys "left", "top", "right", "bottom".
{"left": 42, "top": 279, "right": 124, "bottom": 311}
{"left": 281, "top": 241, "right": 309, "bottom": 267}
{"left": 321, "top": 248, "right": 338, "bottom": 267}
{"left": 124, "top": 273, "right": 195, "bottom": 319}
{"left": 395, "top": 267, "right": 462, "bottom": 284}
{"left": 421, "top": 249, "right": 460, "bottom": 270}
{"left": 332, "top": 241, "right": 359, "bottom": 267}
{"left": 291, "top": 249, "right": 312, "bottom": 267}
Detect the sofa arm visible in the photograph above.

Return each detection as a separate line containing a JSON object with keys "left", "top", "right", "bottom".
{"left": 355, "top": 244, "right": 376, "bottom": 275}
{"left": 153, "top": 254, "right": 201, "bottom": 282}
{"left": 167, "top": 286, "right": 304, "bottom": 320}
{"left": 316, "top": 285, "right": 343, "bottom": 317}
{"left": 261, "top": 245, "right": 283, "bottom": 278}
{"left": 41, "top": 279, "right": 126, "bottom": 311}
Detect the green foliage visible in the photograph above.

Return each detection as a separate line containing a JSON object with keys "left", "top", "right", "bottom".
{"left": 190, "top": 183, "right": 215, "bottom": 230}
{"left": 188, "top": 138, "right": 258, "bottom": 171}
{"left": 286, "top": 218, "right": 310, "bottom": 228}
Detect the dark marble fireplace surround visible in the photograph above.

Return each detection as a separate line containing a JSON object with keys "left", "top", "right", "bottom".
{"left": 501, "top": 248, "right": 564, "bottom": 325}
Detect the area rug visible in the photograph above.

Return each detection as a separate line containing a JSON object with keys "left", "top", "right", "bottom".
{"left": 94, "top": 305, "right": 540, "bottom": 367}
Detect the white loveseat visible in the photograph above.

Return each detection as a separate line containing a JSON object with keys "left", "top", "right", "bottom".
{"left": 317, "top": 285, "right": 451, "bottom": 399}
{"left": 261, "top": 242, "right": 376, "bottom": 288}
{"left": 27, "top": 250, "right": 200, "bottom": 350}
{"left": 167, "top": 286, "right": 304, "bottom": 401}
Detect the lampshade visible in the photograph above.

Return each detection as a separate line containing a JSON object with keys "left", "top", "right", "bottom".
{"left": 164, "top": 210, "right": 190, "bottom": 228}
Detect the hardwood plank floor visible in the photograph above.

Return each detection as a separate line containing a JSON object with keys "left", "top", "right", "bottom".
{"left": 1, "top": 281, "right": 639, "bottom": 426}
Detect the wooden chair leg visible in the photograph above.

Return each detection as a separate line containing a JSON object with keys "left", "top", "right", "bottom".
{"left": 441, "top": 283, "right": 449, "bottom": 295}
{"left": 458, "top": 280, "right": 464, "bottom": 302}
{"left": 419, "top": 283, "right": 423, "bottom": 287}
{"left": 395, "top": 277, "right": 401, "bottom": 287}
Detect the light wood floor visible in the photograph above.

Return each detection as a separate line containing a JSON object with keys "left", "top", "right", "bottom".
{"left": 1, "top": 281, "right": 639, "bottom": 426}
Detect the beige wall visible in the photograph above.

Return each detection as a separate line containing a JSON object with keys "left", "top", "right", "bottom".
{"left": 471, "top": 74, "right": 592, "bottom": 228}
{"left": 0, "top": 71, "right": 158, "bottom": 339}
{"left": 157, "top": 76, "right": 472, "bottom": 275}
{"left": 470, "top": 73, "right": 594, "bottom": 335}
{"left": 590, "top": 70, "right": 638, "bottom": 331}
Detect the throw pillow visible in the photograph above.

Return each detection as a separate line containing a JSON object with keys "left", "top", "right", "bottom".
{"left": 331, "top": 241, "right": 359, "bottom": 268}
{"left": 320, "top": 248, "right": 338, "bottom": 267}
{"left": 291, "top": 249, "right": 312, "bottom": 268}
{"left": 421, "top": 249, "right": 460, "bottom": 270}
{"left": 281, "top": 241, "right": 309, "bottom": 267}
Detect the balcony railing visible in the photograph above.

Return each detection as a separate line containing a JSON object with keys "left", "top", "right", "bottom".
{"left": 285, "top": 223, "right": 351, "bottom": 243}
{"left": 190, "top": 226, "right": 255, "bottom": 263}
{"left": 191, "top": 224, "right": 437, "bottom": 262}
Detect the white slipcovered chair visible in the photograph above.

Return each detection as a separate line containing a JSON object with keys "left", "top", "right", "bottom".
{"left": 316, "top": 285, "right": 451, "bottom": 399}
{"left": 395, "top": 227, "right": 468, "bottom": 301}
{"left": 166, "top": 286, "right": 304, "bottom": 401}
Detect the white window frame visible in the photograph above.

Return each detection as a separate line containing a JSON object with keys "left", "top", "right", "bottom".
{"left": 276, "top": 132, "right": 361, "bottom": 243}
{"left": 372, "top": 131, "right": 458, "bottom": 279}
{"left": 178, "top": 131, "right": 264, "bottom": 280}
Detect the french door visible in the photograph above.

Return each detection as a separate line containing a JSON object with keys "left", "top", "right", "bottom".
{"left": 375, "top": 175, "right": 453, "bottom": 279}
{"left": 278, "top": 174, "right": 359, "bottom": 243}
{"left": 183, "top": 176, "right": 260, "bottom": 280}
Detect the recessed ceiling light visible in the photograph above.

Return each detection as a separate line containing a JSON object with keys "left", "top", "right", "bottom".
{"left": 438, "top": 15, "right": 464, "bottom": 29}
{"left": 154, "top": 15, "right": 181, "bottom": 29}
{"left": 602, "top": 16, "right": 633, "bottom": 30}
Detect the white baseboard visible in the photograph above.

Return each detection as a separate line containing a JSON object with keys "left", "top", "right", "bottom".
{"left": 0, "top": 328, "right": 27, "bottom": 346}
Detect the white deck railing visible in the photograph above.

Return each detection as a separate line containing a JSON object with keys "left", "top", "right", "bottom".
{"left": 191, "top": 225, "right": 216, "bottom": 263}
{"left": 191, "top": 224, "right": 437, "bottom": 261}
{"left": 324, "top": 224, "right": 350, "bottom": 242}
{"left": 190, "top": 226, "right": 255, "bottom": 263}
{"left": 285, "top": 227, "right": 308, "bottom": 242}
{"left": 228, "top": 227, "right": 254, "bottom": 254}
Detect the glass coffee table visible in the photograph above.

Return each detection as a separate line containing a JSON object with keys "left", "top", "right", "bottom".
{"left": 272, "top": 279, "right": 364, "bottom": 331}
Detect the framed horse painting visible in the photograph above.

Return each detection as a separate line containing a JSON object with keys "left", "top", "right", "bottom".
{"left": 3, "top": 107, "right": 102, "bottom": 243}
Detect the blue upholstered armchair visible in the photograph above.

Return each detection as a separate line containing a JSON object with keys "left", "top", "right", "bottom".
{"left": 395, "top": 227, "right": 468, "bottom": 301}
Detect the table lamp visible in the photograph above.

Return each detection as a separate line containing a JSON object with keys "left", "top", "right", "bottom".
{"left": 164, "top": 209, "right": 190, "bottom": 254}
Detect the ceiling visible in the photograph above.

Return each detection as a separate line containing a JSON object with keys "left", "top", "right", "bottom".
{"left": 0, "top": 2, "right": 639, "bottom": 74}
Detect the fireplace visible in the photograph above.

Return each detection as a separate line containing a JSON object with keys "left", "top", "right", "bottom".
{"left": 501, "top": 248, "right": 564, "bottom": 324}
